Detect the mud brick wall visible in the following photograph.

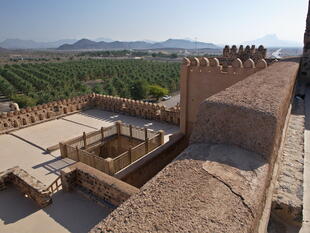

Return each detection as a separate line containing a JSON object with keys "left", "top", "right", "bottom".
{"left": 91, "top": 61, "right": 299, "bottom": 233}
{"left": 179, "top": 56, "right": 268, "bottom": 135}
{"left": 61, "top": 162, "right": 138, "bottom": 206}
{"left": 0, "top": 94, "right": 93, "bottom": 133}
{"left": 0, "top": 166, "right": 51, "bottom": 207}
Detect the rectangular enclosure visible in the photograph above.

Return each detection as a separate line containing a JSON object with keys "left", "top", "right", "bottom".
{"left": 59, "top": 122, "right": 164, "bottom": 175}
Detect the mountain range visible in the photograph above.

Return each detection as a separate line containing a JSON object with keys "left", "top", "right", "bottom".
{"left": 242, "top": 34, "right": 302, "bottom": 48}
{"left": 0, "top": 38, "right": 77, "bottom": 49}
{"left": 0, "top": 34, "right": 302, "bottom": 50}
{"left": 57, "top": 38, "right": 219, "bottom": 50}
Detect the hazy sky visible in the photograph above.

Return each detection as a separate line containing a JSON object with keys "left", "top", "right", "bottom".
{"left": 0, "top": 0, "right": 308, "bottom": 44}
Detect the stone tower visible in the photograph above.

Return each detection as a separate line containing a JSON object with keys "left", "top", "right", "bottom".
{"left": 300, "top": 0, "right": 310, "bottom": 83}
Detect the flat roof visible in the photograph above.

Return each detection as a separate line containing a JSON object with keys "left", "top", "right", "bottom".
{"left": 0, "top": 108, "right": 179, "bottom": 233}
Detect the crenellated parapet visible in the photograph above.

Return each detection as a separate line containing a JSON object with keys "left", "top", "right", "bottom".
{"left": 183, "top": 56, "right": 267, "bottom": 73}
{"left": 180, "top": 56, "right": 268, "bottom": 135}
{"left": 92, "top": 94, "right": 180, "bottom": 125}
{"left": 0, "top": 94, "right": 94, "bottom": 133}
{"left": 223, "top": 45, "right": 267, "bottom": 62}
{"left": 0, "top": 93, "right": 180, "bottom": 133}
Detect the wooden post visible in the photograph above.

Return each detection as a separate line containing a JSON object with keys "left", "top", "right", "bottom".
{"left": 106, "top": 158, "right": 115, "bottom": 175}
{"left": 145, "top": 138, "right": 149, "bottom": 153}
{"left": 76, "top": 146, "right": 80, "bottom": 161}
{"left": 159, "top": 130, "right": 165, "bottom": 145}
{"left": 144, "top": 127, "right": 148, "bottom": 140}
{"left": 59, "top": 142, "right": 67, "bottom": 158}
{"left": 129, "top": 124, "right": 133, "bottom": 140}
{"left": 83, "top": 132, "right": 87, "bottom": 149}
{"left": 129, "top": 148, "right": 133, "bottom": 163}
{"left": 101, "top": 127, "right": 104, "bottom": 141}
{"left": 116, "top": 121, "right": 122, "bottom": 136}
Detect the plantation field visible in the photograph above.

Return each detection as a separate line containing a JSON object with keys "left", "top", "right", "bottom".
{"left": 0, "top": 59, "right": 180, "bottom": 107}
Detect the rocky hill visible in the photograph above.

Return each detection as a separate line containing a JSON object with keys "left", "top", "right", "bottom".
{"left": 57, "top": 38, "right": 219, "bottom": 50}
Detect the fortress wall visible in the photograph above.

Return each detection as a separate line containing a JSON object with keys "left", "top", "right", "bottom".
{"left": 190, "top": 61, "right": 298, "bottom": 163}
{"left": 0, "top": 166, "right": 51, "bottom": 207}
{"left": 61, "top": 162, "right": 139, "bottom": 207}
{"left": 180, "top": 56, "right": 267, "bottom": 135}
{"left": 91, "top": 61, "right": 298, "bottom": 233}
{"left": 300, "top": 0, "right": 310, "bottom": 84}
{"left": 0, "top": 93, "right": 180, "bottom": 134}
{"left": 93, "top": 94, "right": 180, "bottom": 125}
{"left": 0, "top": 94, "right": 94, "bottom": 133}
{"left": 223, "top": 45, "right": 267, "bottom": 62}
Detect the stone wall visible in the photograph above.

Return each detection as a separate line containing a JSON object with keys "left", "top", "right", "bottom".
{"left": 271, "top": 96, "right": 305, "bottom": 227}
{"left": 180, "top": 56, "right": 267, "bottom": 135}
{"left": 190, "top": 61, "right": 298, "bottom": 163}
{"left": 300, "top": 0, "right": 310, "bottom": 84}
{"left": 0, "top": 93, "right": 180, "bottom": 134}
{"left": 92, "top": 94, "right": 180, "bottom": 125}
{"left": 61, "top": 162, "right": 139, "bottom": 207}
{"left": 0, "top": 166, "right": 51, "bottom": 207}
{"left": 0, "top": 94, "right": 93, "bottom": 133}
{"left": 91, "top": 60, "right": 299, "bottom": 233}
{"left": 223, "top": 45, "right": 267, "bottom": 62}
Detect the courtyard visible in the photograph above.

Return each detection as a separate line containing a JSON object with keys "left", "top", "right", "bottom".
{"left": 0, "top": 108, "right": 179, "bottom": 233}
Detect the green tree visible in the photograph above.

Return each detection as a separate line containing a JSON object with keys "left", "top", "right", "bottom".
{"left": 92, "top": 84, "right": 104, "bottom": 94}
{"left": 130, "top": 80, "right": 149, "bottom": 100}
{"left": 11, "top": 95, "right": 37, "bottom": 108}
{"left": 149, "top": 85, "right": 168, "bottom": 100}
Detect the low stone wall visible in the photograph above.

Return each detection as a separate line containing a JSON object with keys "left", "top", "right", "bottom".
{"left": 0, "top": 94, "right": 93, "bottom": 133}
{"left": 92, "top": 94, "right": 180, "bottom": 125}
{"left": 271, "top": 96, "right": 305, "bottom": 226}
{"left": 0, "top": 93, "right": 180, "bottom": 134}
{"left": 0, "top": 166, "right": 51, "bottom": 207}
{"left": 61, "top": 162, "right": 139, "bottom": 207}
{"left": 91, "top": 61, "right": 299, "bottom": 233}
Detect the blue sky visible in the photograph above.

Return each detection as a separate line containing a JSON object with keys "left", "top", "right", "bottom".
{"left": 0, "top": 0, "right": 308, "bottom": 44}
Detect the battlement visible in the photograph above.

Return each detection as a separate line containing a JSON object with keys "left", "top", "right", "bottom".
{"left": 183, "top": 56, "right": 267, "bottom": 73}
{"left": 0, "top": 93, "right": 180, "bottom": 133}
{"left": 180, "top": 56, "right": 268, "bottom": 135}
{"left": 223, "top": 45, "right": 267, "bottom": 62}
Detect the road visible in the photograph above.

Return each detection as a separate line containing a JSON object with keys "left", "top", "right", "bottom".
{"left": 271, "top": 49, "right": 282, "bottom": 59}
{"left": 159, "top": 92, "right": 180, "bottom": 108}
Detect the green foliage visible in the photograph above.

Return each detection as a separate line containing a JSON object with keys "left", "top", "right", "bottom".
{"left": 92, "top": 84, "right": 104, "bottom": 94}
{"left": 130, "top": 80, "right": 149, "bottom": 100}
{"left": 149, "top": 85, "right": 168, "bottom": 100}
{"left": 11, "top": 95, "right": 37, "bottom": 108}
{"left": 0, "top": 75, "right": 16, "bottom": 96}
{"left": 0, "top": 59, "right": 180, "bottom": 107}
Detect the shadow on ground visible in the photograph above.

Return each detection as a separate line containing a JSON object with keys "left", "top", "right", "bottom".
{"left": 44, "top": 190, "right": 111, "bottom": 233}
{"left": 79, "top": 108, "right": 179, "bottom": 135}
{"left": 0, "top": 187, "right": 39, "bottom": 224}
{"left": 0, "top": 187, "right": 111, "bottom": 233}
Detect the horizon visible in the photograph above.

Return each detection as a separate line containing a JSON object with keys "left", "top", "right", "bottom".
{"left": 0, "top": 0, "right": 307, "bottom": 45}
{"left": 0, "top": 34, "right": 302, "bottom": 45}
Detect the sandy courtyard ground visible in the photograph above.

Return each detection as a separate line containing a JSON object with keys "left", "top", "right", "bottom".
{"left": 0, "top": 108, "right": 179, "bottom": 233}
